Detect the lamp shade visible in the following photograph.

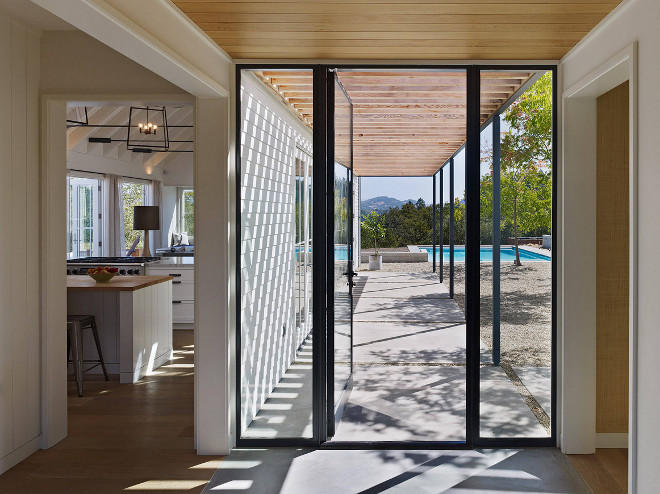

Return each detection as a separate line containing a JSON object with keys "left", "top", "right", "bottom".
{"left": 133, "top": 206, "right": 160, "bottom": 230}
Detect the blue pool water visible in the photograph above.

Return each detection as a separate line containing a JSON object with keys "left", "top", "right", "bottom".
{"left": 420, "top": 246, "right": 550, "bottom": 262}
{"left": 296, "top": 245, "right": 350, "bottom": 261}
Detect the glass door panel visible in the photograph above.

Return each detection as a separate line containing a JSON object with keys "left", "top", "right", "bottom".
{"left": 329, "top": 72, "right": 354, "bottom": 435}
{"left": 478, "top": 70, "right": 554, "bottom": 439}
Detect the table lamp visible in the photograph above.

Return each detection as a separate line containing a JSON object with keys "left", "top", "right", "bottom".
{"left": 133, "top": 206, "right": 160, "bottom": 257}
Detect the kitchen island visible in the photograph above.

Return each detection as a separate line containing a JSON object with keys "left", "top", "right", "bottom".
{"left": 67, "top": 275, "right": 173, "bottom": 383}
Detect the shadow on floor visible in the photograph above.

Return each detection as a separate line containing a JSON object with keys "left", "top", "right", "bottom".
{"left": 202, "top": 448, "right": 591, "bottom": 494}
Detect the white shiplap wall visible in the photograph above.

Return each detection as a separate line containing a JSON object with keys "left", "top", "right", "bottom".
{"left": 240, "top": 72, "right": 313, "bottom": 430}
{"left": 0, "top": 16, "right": 41, "bottom": 473}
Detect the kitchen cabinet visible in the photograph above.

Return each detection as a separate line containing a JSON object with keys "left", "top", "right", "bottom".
{"left": 147, "top": 258, "right": 194, "bottom": 326}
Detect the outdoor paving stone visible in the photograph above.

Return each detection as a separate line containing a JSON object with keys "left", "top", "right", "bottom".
{"left": 480, "top": 366, "right": 549, "bottom": 438}
{"left": 353, "top": 322, "right": 469, "bottom": 364}
{"left": 354, "top": 280, "right": 450, "bottom": 298}
{"left": 513, "top": 366, "right": 552, "bottom": 414}
{"left": 357, "top": 272, "right": 440, "bottom": 283}
{"left": 333, "top": 366, "right": 467, "bottom": 442}
{"left": 353, "top": 297, "right": 466, "bottom": 322}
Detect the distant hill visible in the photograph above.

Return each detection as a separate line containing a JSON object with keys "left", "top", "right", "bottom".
{"left": 361, "top": 196, "right": 414, "bottom": 214}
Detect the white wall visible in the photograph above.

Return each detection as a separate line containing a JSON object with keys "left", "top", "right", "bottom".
{"left": 163, "top": 154, "right": 194, "bottom": 187}
{"left": 40, "top": 30, "right": 186, "bottom": 95}
{"left": 67, "top": 149, "right": 164, "bottom": 182}
{"left": 239, "top": 72, "right": 314, "bottom": 429}
{"left": 0, "top": 15, "right": 42, "bottom": 474}
{"left": 561, "top": 0, "right": 658, "bottom": 490}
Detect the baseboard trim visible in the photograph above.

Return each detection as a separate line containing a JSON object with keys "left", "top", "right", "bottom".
{"left": 596, "top": 433, "right": 628, "bottom": 448}
{"left": 0, "top": 435, "right": 41, "bottom": 474}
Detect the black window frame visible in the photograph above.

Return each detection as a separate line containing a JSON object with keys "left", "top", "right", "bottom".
{"left": 235, "top": 63, "right": 557, "bottom": 449}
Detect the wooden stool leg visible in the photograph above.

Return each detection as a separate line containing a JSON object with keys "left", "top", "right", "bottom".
{"left": 67, "top": 322, "right": 83, "bottom": 397}
{"left": 90, "top": 318, "right": 109, "bottom": 381}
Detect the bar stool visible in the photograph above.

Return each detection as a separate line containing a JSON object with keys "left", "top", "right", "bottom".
{"left": 67, "top": 315, "right": 109, "bottom": 397}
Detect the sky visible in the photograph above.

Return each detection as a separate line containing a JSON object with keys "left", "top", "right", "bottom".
{"left": 359, "top": 122, "right": 496, "bottom": 204}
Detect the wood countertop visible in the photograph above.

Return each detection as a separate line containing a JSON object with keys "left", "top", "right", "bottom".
{"left": 67, "top": 275, "right": 174, "bottom": 292}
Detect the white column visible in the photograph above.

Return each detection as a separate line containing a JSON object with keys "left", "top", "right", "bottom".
{"left": 41, "top": 97, "right": 68, "bottom": 448}
{"left": 194, "top": 96, "right": 234, "bottom": 454}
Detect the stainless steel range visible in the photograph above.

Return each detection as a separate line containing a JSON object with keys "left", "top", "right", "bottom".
{"left": 67, "top": 257, "right": 161, "bottom": 275}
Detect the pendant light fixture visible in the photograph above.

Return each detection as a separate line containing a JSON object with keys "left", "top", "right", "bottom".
{"left": 127, "top": 106, "right": 169, "bottom": 152}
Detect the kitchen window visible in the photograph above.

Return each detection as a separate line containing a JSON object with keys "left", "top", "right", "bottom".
{"left": 177, "top": 188, "right": 194, "bottom": 237}
{"left": 120, "top": 180, "right": 149, "bottom": 253}
{"left": 67, "top": 174, "right": 103, "bottom": 258}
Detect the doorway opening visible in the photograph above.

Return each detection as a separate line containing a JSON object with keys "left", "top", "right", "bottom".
{"left": 63, "top": 99, "right": 197, "bottom": 455}
{"left": 236, "top": 66, "right": 556, "bottom": 448}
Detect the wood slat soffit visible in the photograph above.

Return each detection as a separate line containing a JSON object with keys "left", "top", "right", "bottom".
{"left": 250, "top": 69, "right": 533, "bottom": 176}
{"left": 172, "top": 0, "right": 622, "bottom": 60}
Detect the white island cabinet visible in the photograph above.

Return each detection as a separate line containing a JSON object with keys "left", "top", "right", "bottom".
{"left": 67, "top": 275, "right": 173, "bottom": 383}
{"left": 147, "top": 258, "right": 194, "bottom": 327}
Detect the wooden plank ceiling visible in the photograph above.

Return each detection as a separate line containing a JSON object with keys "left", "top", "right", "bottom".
{"left": 253, "top": 69, "right": 533, "bottom": 176}
{"left": 172, "top": 0, "right": 622, "bottom": 60}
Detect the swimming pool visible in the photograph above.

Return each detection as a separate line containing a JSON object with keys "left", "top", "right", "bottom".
{"left": 420, "top": 246, "right": 551, "bottom": 262}
{"left": 296, "top": 245, "right": 350, "bottom": 261}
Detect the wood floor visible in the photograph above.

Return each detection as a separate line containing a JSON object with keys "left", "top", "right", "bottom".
{"left": 569, "top": 449, "right": 628, "bottom": 494}
{"left": 0, "top": 330, "right": 224, "bottom": 493}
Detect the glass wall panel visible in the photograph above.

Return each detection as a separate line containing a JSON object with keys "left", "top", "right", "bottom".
{"left": 67, "top": 175, "right": 102, "bottom": 258}
{"left": 479, "top": 70, "right": 553, "bottom": 438}
{"left": 120, "top": 181, "right": 147, "bottom": 254}
{"left": 328, "top": 69, "right": 466, "bottom": 442}
{"left": 332, "top": 77, "right": 353, "bottom": 421}
{"left": 239, "top": 69, "right": 314, "bottom": 439}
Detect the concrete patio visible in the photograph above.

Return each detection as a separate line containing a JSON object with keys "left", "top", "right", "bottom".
{"left": 333, "top": 271, "right": 547, "bottom": 441}
{"left": 242, "top": 272, "right": 548, "bottom": 441}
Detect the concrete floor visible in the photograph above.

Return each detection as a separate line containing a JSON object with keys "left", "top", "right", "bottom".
{"left": 203, "top": 448, "right": 590, "bottom": 493}
{"left": 242, "top": 272, "right": 549, "bottom": 441}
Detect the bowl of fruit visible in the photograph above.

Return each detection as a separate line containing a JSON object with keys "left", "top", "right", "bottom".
{"left": 87, "top": 266, "right": 119, "bottom": 283}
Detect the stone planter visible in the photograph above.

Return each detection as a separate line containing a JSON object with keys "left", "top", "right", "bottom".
{"left": 368, "top": 254, "right": 383, "bottom": 271}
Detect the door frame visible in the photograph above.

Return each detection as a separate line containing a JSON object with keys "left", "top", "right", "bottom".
{"left": 234, "top": 63, "right": 558, "bottom": 449}
{"left": 561, "top": 43, "right": 638, "bottom": 492}
{"left": 326, "top": 70, "right": 355, "bottom": 438}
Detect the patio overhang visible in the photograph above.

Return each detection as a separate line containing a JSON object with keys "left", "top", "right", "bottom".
{"left": 252, "top": 69, "right": 538, "bottom": 176}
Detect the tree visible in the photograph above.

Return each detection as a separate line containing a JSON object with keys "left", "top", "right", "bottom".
{"left": 182, "top": 189, "right": 194, "bottom": 236}
{"left": 491, "top": 72, "right": 552, "bottom": 265}
{"left": 121, "top": 182, "right": 145, "bottom": 252}
{"left": 361, "top": 211, "right": 386, "bottom": 255}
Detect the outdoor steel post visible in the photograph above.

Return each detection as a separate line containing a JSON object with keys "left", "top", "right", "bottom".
{"left": 312, "top": 65, "right": 328, "bottom": 443}
{"left": 432, "top": 173, "right": 437, "bottom": 273}
{"left": 492, "top": 115, "right": 501, "bottom": 366}
{"left": 465, "top": 65, "right": 481, "bottom": 445}
{"left": 439, "top": 168, "right": 444, "bottom": 283}
{"left": 449, "top": 157, "right": 455, "bottom": 299}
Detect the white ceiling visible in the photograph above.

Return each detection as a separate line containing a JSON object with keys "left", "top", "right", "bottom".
{"left": 66, "top": 105, "right": 194, "bottom": 171}
{"left": 0, "top": 0, "right": 75, "bottom": 31}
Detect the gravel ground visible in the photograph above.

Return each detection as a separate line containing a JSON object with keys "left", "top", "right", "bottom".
{"left": 357, "top": 260, "right": 552, "bottom": 367}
